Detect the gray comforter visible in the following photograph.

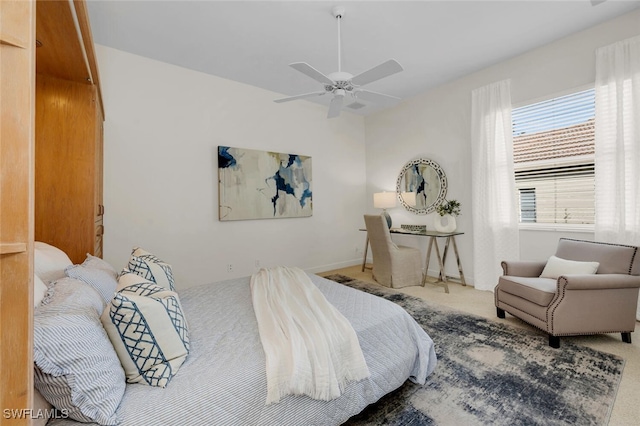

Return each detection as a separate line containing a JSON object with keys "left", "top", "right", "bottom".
{"left": 50, "top": 273, "right": 436, "bottom": 425}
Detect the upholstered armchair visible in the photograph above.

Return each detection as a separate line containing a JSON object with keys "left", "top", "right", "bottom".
{"left": 495, "top": 238, "right": 640, "bottom": 348}
{"left": 363, "top": 214, "right": 423, "bottom": 288}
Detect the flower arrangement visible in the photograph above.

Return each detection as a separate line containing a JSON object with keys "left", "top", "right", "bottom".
{"left": 436, "top": 199, "right": 461, "bottom": 217}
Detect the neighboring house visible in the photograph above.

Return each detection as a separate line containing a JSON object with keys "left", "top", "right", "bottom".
{"left": 514, "top": 119, "right": 595, "bottom": 225}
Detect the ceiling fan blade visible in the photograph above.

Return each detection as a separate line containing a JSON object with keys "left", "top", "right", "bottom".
{"left": 327, "top": 95, "right": 344, "bottom": 119}
{"left": 274, "top": 91, "right": 327, "bottom": 103}
{"left": 290, "top": 62, "right": 335, "bottom": 86}
{"left": 355, "top": 89, "right": 401, "bottom": 105}
{"left": 351, "top": 59, "right": 403, "bottom": 87}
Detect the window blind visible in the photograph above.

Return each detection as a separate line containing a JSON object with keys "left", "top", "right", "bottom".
{"left": 512, "top": 89, "right": 595, "bottom": 136}
{"left": 512, "top": 88, "right": 595, "bottom": 225}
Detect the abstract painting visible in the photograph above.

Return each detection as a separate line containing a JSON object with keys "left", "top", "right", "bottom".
{"left": 218, "top": 146, "right": 313, "bottom": 221}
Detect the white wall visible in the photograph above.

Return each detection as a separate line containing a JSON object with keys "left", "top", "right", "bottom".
{"left": 96, "top": 46, "right": 367, "bottom": 289}
{"left": 365, "top": 10, "right": 640, "bottom": 287}
{"left": 96, "top": 9, "right": 640, "bottom": 290}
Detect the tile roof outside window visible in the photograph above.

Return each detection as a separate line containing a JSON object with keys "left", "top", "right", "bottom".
{"left": 513, "top": 119, "right": 594, "bottom": 164}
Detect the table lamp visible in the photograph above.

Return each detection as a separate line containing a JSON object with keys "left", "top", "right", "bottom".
{"left": 401, "top": 191, "right": 417, "bottom": 208}
{"left": 374, "top": 191, "right": 396, "bottom": 228}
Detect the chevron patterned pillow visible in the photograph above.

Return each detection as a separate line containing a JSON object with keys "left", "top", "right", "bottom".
{"left": 102, "top": 273, "right": 190, "bottom": 388}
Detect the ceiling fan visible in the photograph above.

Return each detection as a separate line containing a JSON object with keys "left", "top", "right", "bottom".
{"left": 274, "top": 6, "right": 404, "bottom": 118}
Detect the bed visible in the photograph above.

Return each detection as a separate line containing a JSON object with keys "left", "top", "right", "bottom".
{"left": 34, "top": 245, "right": 436, "bottom": 426}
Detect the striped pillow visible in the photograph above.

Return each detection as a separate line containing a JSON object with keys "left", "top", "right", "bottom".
{"left": 102, "top": 273, "right": 190, "bottom": 388}
{"left": 126, "top": 247, "right": 176, "bottom": 291}
{"left": 65, "top": 255, "right": 118, "bottom": 306}
{"left": 33, "top": 278, "right": 125, "bottom": 425}
{"left": 81, "top": 254, "right": 118, "bottom": 274}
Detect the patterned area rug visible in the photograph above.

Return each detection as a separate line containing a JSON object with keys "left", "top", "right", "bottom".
{"left": 323, "top": 274, "right": 625, "bottom": 426}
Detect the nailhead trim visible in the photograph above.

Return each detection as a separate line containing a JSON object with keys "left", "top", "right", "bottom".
{"left": 559, "top": 237, "right": 638, "bottom": 275}
{"left": 498, "top": 239, "right": 639, "bottom": 337}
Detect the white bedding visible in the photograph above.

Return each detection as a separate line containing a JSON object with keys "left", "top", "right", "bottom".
{"left": 49, "top": 273, "right": 437, "bottom": 426}
{"left": 251, "top": 267, "right": 370, "bottom": 404}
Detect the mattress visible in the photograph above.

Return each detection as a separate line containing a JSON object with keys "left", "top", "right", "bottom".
{"left": 49, "top": 273, "right": 437, "bottom": 426}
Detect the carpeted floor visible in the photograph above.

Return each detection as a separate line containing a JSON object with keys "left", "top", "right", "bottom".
{"left": 324, "top": 274, "right": 625, "bottom": 426}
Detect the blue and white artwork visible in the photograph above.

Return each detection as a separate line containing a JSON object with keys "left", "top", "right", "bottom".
{"left": 218, "top": 146, "right": 313, "bottom": 221}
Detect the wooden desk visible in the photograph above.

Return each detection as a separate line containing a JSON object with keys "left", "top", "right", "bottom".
{"left": 360, "top": 228, "right": 466, "bottom": 293}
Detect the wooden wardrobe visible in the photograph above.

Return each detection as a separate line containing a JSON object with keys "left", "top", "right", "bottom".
{"left": 0, "top": 1, "right": 103, "bottom": 422}
{"left": 34, "top": 0, "right": 105, "bottom": 264}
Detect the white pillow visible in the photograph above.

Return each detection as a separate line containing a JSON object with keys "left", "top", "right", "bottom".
{"left": 102, "top": 273, "right": 190, "bottom": 388}
{"left": 34, "top": 242, "right": 72, "bottom": 284}
{"left": 540, "top": 255, "right": 600, "bottom": 279}
{"left": 34, "top": 274, "right": 48, "bottom": 308}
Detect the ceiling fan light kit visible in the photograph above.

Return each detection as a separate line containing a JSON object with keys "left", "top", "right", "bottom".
{"left": 274, "top": 6, "right": 403, "bottom": 118}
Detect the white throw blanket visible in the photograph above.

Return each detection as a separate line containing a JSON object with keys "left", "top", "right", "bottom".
{"left": 250, "top": 266, "right": 370, "bottom": 404}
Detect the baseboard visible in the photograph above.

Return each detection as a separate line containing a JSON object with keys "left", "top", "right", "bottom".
{"left": 309, "top": 262, "right": 474, "bottom": 287}
{"left": 306, "top": 258, "right": 364, "bottom": 274}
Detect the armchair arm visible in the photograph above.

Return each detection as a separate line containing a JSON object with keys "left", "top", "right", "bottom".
{"left": 501, "top": 260, "right": 546, "bottom": 277}
{"left": 558, "top": 274, "right": 640, "bottom": 290}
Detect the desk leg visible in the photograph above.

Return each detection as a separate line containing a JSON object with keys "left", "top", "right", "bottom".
{"left": 451, "top": 236, "right": 466, "bottom": 286}
{"left": 432, "top": 238, "right": 449, "bottom": 294}
{"left": 361, "top": 235, "right": 369, "bottom": 272}
{"left": 423, "top": 237, "right": 434, "bottom": 286}
{"left": 441, "top": 236, "right": 451, "bottom": 281}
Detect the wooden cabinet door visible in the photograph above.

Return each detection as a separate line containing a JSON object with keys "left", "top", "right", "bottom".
{"left": 0, "top": 0, "right": 35, "bottom": 421}
{"left": 35, "top": 74, "right": 98, "bottom": 264}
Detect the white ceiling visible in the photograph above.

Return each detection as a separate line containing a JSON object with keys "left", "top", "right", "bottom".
{"left": 86, "top": 0, "right": 640, "bottom": 116}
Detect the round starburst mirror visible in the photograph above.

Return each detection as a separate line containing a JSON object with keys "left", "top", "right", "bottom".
{"left": 396, "top": 158, "right": 447, "bottom": 215}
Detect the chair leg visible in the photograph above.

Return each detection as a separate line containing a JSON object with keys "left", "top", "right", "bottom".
{"left": 496, "top": 307, "right": 505, "bottom": 319}
{"left": 549, "top": 335, "right": 560, "bottom": 348}
{"left": 622, "top": 332, "right": 632, "bottom": 344}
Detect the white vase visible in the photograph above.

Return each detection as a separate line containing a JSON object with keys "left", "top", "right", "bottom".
{"left": 434, "top": 214, "right": 457, "bottom": 233}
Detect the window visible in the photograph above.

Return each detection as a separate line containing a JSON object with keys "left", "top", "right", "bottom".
{"left": 518, "top": 188, "right": 536, "bottom": 223}
{"left": 512, "top": 88, "right": 595, "bottom": 225}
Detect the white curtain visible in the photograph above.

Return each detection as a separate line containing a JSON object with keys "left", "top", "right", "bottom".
{"left": 471, "top": 80, "right": 520, "bottom": 292}
{"left": 594, "top": 35, "right": 640, "bottom": 320}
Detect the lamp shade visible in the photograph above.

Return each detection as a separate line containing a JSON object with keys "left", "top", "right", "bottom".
{"left": 401, "top": 191, "right": 416, "bottom": 207}
{"left": 374, "top": 192, "right": 397, "bottom": 209}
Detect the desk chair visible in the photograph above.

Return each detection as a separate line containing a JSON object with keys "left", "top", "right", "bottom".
{"left": 364, "top": 214, "right": 423, "bottom": 288}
